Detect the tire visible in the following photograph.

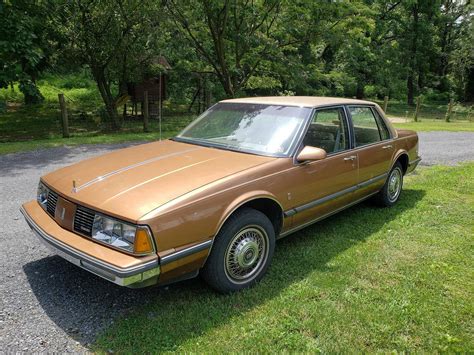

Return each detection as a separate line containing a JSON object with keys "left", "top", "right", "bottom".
{"left": 201, "top": 208, "right": 275, "bottom": 293}
{"left": 374, "top": 162, "right": 404, "bottom": 207}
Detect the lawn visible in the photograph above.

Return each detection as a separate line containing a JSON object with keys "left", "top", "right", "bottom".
{"left": 94, "top": 164, "right": 473, "bottom": 353}
{"left": 0, "top": 113, "right": 194, "bottom": 155}
{"left": 392, "top": 119, "right": 474, "bottom": 132}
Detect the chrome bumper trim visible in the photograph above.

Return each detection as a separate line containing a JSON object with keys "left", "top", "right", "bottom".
{"left": 20, "top": 206, "right": 160, "bottom": 287}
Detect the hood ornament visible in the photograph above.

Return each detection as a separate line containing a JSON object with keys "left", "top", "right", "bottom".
{"left": 72, "top": 180, "right": 77, "bottom": 193}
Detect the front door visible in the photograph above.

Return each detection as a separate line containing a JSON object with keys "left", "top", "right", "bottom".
{"left": 287, "top": 106, "right": 359, "bottom": 229}
{"left": 347, "top": 105, "right": 395, "bottom": 198}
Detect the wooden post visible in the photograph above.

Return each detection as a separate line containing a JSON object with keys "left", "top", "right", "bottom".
{"left": 445, "top": 98, "right": 454, "bottom": 122}
{"left": 414, "top": 96, "right": 421, "bottom": 122}
{"left": 143, "top": 91, "right": 149, "bottom": 132}
{"left": 58, "top": 93, "right": 69, "bottom": 138}
{"left": 383, "top": 96, "right": 389, "bottom": 113}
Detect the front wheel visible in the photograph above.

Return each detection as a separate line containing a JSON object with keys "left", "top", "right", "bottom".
{"left": 201, "top": 208, "right": 275, "bottom": 293}
{"left": 374, "top": 162, "right": 404, "bottom": 207}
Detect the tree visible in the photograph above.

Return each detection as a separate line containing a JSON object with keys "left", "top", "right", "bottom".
{"left": 438, "top": 0, "right": 474, "bottom": 102}
{"left": 60, "top": 0, "right": 164, "bottom": 129}
{"left": 0, "top": 0, "right": 56, "bottom": 104}
{"left": 166, "top": 0, "right": 313, "bottom": 98}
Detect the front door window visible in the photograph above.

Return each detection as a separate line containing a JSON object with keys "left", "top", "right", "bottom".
{"left": 303, "top": 107, "right": 349, "bottom": 153}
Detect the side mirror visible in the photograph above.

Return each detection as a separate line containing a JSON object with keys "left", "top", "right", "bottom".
{"left": 296, "top": 146, "right": 327, "bottom": 163}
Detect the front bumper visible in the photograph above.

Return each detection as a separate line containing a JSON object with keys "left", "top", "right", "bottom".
{"left": 21, "top": 202, "right": 160, "bottom": 287}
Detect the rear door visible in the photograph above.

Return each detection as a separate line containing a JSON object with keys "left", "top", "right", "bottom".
{"left": 287, "top": 106, "right": 359, "bottom": 228}
{"left": 347, "top": 105, "right": 394, "bottom": 198}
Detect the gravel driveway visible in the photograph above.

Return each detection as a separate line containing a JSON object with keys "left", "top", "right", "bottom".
{"left": 1, "top": 131, "right": 473, "bottom": 352}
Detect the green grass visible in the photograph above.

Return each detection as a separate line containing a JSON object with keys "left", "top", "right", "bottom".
{"left": 0, "top": 132, "right": 168, "bottom": 155}
{"left": 392, "top": 119, "right": 474, "bottom": 132}
{"left": 375, "top": 99, "right": 473, "bottom": 121}
{"left": 0, "top": 71, "right": 102, "bottom": 104}
{"left": 0, "top": 113, "right": 194, "bottom": 155}
{"left": 94, "top": 164, "right": 474, "bottom": 353}
{"left": 375, "top": 99, "right": 473, "bottom": 131}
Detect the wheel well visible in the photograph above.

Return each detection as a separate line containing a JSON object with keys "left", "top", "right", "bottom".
{"left": 396, "top": 154, "right": 409, "bottom": 174}
{"left": 234, "top": 198, "right": 283, "bottom": 236}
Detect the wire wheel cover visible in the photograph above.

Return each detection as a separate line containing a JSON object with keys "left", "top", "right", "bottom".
{"left": 224, "top": 226, "right": 269, "bottom": 283}
{"left": 388, "top": 168, "right": 402, "bottom": 202}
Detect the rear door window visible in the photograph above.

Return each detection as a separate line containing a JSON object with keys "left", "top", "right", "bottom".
{"left": 373, "top": 109, "right": 391, "bottom": 140}
{"left": 349, "top": 106, "right": 385, "bottom": 147}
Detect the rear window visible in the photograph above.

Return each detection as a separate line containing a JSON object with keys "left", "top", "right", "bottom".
{"left": 349, "top": 106, "right": 390, "bottom": 146}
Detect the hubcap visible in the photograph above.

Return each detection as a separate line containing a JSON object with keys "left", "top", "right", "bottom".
{"left": 388, "top": 168, "right": 402, "bottom": 202}
{"left": 225, "top": 226, "right": 268, "bottom": 283}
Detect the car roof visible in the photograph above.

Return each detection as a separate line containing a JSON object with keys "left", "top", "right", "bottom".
{"left": 220, "top": 96, "right": 375, "bottom": 108}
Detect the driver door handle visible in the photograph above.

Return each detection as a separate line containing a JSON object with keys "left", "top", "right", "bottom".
{"left": 343, "top": 155, "right": 357, "bottom": 161}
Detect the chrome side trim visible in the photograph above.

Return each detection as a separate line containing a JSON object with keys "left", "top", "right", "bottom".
{"left": 73, "top": 147, "right": 199, "bottom": 192}
{"left": 20, "top": 206, "right": 160, "bottom": 287}
{"left": 358, "top": 173, "right": 388, "bottom": 188}
{"left": 283, "top": 173, "right": 387, "bottom": 217}
{"left": 285, "top": 185, "right": 358, "bottom": 217}
{"left": 279, "top": 191, "right": 378, "bottom": 239}
{"left": 409, "top": 157, "right": 422, "bottom": 166}
{"left": 160, "top": 239, "right": 213, "bottom": 265}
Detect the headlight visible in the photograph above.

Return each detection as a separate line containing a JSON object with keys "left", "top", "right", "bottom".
{"left": 91, "top": 214, "right": 154, "bottom": 255}
{"left": 37, "top": 182, "right": 49, "bottom": 210}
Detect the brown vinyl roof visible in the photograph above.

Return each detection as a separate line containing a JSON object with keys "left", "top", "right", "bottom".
{"left": 220, "top": 96, "right": 375, "bottom": 107}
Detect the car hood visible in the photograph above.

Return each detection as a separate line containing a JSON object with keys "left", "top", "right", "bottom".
{"left": 42, "top": 140, "right": 275, "bottom": 221}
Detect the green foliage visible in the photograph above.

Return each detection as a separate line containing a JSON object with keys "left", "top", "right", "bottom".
{"left": 0, "top": 0, "right": 59, "bottom": 104}
{"left": 1, "top": 0, "right": 473, "bottom": 132}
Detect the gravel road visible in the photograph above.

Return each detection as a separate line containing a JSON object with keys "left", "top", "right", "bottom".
{"left": 0, "top": 131, "right": 473, "bottom": 352}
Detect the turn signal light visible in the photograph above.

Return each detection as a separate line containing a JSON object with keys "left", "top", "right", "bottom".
{"left": 134, "top": 228, "right": 154, "bottom": 254}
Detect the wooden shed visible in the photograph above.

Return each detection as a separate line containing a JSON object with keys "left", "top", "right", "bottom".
{"left": 126, "top": 56, "right": 171, "bottom": 118}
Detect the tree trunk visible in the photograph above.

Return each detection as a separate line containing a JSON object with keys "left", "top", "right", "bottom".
{"left": 92, "top": 68, "right": 122, "bottom": 130}
{"left": 356, "top": 81, "right": 364, "bottom": 99}
{"left": 464, "top": 66, "right": 474, "bottom": 102}
{"left": 407, "top": 72, "right": 415, "bottom": 106}
{"left": 20, "top": 78, "right": 44, "bottom": 105}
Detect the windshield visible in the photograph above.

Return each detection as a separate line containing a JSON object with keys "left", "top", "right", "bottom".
{"left": 176, "top": 103, "right": 312, "bottom": 156}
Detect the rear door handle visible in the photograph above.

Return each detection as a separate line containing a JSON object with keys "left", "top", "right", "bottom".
{"left": 343, "top": 155, "right": 357, "bottom": 161}
{"left": 382, "top": 145, "right": 393, "bottom": 149}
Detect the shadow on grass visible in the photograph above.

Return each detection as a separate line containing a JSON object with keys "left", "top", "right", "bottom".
{"left": 23, "top": 189, "right": 425, "bottom": 350}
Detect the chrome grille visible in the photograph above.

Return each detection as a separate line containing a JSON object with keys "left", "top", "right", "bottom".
{"left": 73, "top": 207, "right": 95, "bottom": 236}
{"left": 46, "top": 191, "right": 58, "bottom": 216}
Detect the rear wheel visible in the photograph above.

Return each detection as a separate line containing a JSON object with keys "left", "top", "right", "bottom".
{"left": 201, "top": 208, "right": 275, "bottom": 293}
{"left": 374, "top": 162, "right": 404, "bottom": 207}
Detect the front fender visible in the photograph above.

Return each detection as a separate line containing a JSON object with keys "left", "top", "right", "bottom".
{"left": 214, "top": 190, "right": 282, "bottom": 237}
